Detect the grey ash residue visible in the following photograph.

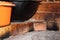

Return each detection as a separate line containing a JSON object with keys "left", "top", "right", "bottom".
{"left": 4, "top": 31, "right": 60, "bottom": 40}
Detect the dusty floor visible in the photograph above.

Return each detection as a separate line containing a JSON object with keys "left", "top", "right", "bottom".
{"left": 4, "top": 31, "right": 60, "bottom": 40}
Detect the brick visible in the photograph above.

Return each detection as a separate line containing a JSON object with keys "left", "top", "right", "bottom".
{"left": 33, "top": 22, "right": 47, "bottom": 31}
{"left": 10, "top": 22, "right": 33, "bottom": 36}
{"left": 31, "top": 13, "right": 46, "bottom": 20}
{"left": 0, "top": 25, "right": 11, "bottom": 37}
{"left": 30, "top": 13, "right": 55, "bottom": 22}
{"left": 55, "top": 18, "right": 60, "bottom": 31}
{"left": 38, "top": 3, "right": 60, "bottom": 13}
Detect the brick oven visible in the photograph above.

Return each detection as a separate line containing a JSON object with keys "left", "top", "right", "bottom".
{"left": 0, "top": 0, "right": 60, "bottom": 40}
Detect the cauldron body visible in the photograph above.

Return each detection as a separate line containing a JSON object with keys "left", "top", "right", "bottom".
{"left": 11, "top": 1, "right": 40, "bottom": 22}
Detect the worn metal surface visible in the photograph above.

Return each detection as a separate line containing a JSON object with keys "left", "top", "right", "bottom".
{"left": 4, "top": 31, "right": 60, "bottom": 40}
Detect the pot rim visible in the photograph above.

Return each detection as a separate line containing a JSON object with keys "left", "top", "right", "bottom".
{"left": 0, "top": 1, "right": 15, "bottom": 6}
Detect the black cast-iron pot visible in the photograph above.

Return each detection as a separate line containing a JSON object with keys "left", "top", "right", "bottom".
{"left": 11, "top": 1, "right": 40, "bottom": 22}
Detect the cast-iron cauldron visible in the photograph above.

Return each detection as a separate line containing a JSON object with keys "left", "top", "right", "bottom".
{"left": 11, "top": 1, "right": 40, "bottom": 22}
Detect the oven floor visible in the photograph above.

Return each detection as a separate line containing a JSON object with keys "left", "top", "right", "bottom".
{"left": 4, "top": 31, "right": 60, "bottom": 40}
